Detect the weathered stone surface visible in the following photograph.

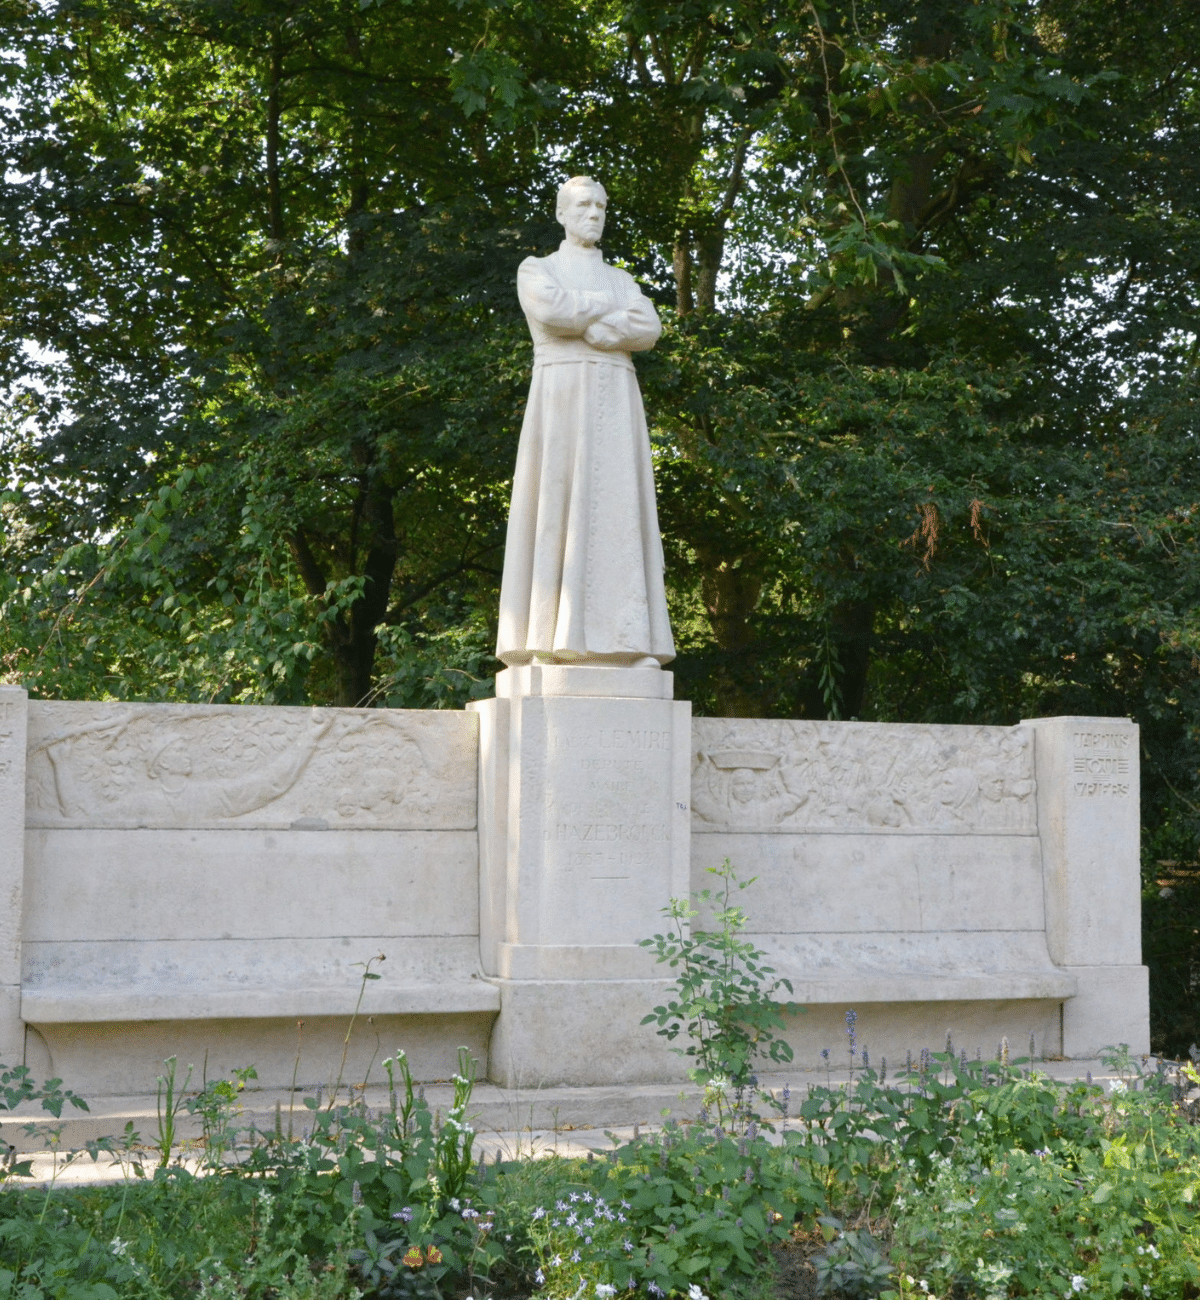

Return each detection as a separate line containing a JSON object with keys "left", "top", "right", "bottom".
{"left": 692, "top": 719, "right": 1036, "bottom": 834}
{"left": 692, "top": 833, "right": 1047, "bottom": 933}
{"left": 26, "top": 703, "right": 476, "bottom": 830}
{"left": 0, "top": 688, "right": 26, "bottom": 1063}
{"left": 22, "top": 936, "right": 497, "bottom": 1022}
{"left": 1024, "top": 716, "right": 1141, "bottom": 966}
{"left": 477, "top": 689, "right": 691, "bottom": 964}
{"left": 24, "top": 1012, "right": 496, "bottom": 1094}
{"left": 24, "top": 829, "right": 478, "bottom": 941}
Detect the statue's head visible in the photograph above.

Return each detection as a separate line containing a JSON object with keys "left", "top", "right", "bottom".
{"left": 556, "top": 175, "right": 607, "bottom": 247}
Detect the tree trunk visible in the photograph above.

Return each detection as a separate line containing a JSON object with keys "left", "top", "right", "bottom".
{"left": 700, "top": 555, "right": 765, "bottom": 717}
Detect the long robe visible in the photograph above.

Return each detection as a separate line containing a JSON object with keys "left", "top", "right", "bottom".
{"left": 496, "top": 242, "right": 675, "bottom": 666}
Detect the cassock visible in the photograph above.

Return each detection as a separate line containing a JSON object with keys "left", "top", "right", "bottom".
{"left": 496, "top": 241, "right": 676, "bottom": 665}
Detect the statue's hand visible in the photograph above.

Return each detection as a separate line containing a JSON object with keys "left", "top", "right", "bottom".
{"left": 584, "top": 316, "right": 624, "bottom": 349}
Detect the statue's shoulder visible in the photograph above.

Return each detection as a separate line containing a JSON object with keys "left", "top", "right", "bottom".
{"left": 518, "top": 252, "right": 560, "bottom": 276}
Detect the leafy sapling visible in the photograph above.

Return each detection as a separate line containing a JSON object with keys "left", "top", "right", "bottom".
{"left": 639, "top": 859, "right": 800, "bottom": 1123}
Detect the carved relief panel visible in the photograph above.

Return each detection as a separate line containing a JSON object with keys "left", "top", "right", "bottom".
{"left": 692, "top": 719, "right": 1035, "bottom": 834}
{"left": 26, "top": 703, "right": 476, "bottom": 830}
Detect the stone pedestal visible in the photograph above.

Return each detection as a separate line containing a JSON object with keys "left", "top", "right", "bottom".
{"left": 1023, "top": 715, "right": 1149, "bottom": 1056}
{"left": 470, "top": 666, "right": 691, "bottom": 1086}
{"left": 0, "top": 688, "right": 26, "bottom": 1065}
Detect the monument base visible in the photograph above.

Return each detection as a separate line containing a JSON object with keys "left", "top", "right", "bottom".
{"left": 471, "top": 663, "right": 692, "bottom": 1088}
{"left": 485, "top": 978, "right": 686, "bottom": 1089}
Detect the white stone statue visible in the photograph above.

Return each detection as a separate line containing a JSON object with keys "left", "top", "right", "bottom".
{"left": 496, "top": 176, "right": 675, "bottom": 667}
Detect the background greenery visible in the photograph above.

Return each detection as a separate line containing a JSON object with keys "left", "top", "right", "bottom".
{"left": 1, "top": 0, "right": 1197, "bottom": 1050}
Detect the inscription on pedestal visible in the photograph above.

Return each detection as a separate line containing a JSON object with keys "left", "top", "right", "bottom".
{"left": 525, "top": 700, "right": 680, "bottom": 946}
{"left": 1071, "top": 729, "right": 1132, "bottom": 798}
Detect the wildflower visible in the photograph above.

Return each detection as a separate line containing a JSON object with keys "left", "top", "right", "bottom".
{"left": 688, "top": 1287, "right": 708, "bottom": 1300}
{"left": 426, "top": 1246, "right": 443, "bottom": 1265}
{"left": 623, "top": 1239, "right": 634, "bottom": 1252}
{"left": 821, "top": 1048, "right": 830, "bottom": 1063}
{"left": 569, "top": 1192, "right": 581, "bottom": 1202}
{"left": 111, "top": 1238, "right": 129, "bottom": 1258}
{"left": 648, "top": 1286, "right": 664, "bottom": 1297}
{"left": 596, "top": 1286, "right": 617, "bottom": 1298}
{"left": 462, "top": 1207, "right": 480, "bottom": 1220}
{"left": 581, "top": 1191, "right": 593, "bottom": 1203}
{"left": 532, "top": 1206, "right": 547, "bottom": 1221}
{"left": 449, "top": 1197, "right": 461, "bottom": 1211}
{"left": 402, "top": 1247, "right": 425, "bottom": 1269}
{"left": 394, "top": 1206, "right": 415, "bottom": 1222}
{"left": 552, "top": 1256, "right": 562, "bottom": 1266}
{"left": 1148, "top": 1245, "right": 1160, "bottom": 1259}
{"left": 1070, "top": 1277, "right": 1086, "bottom": 1293}
{"left": 845, "top": 1009, "right": 857, "bottom": 1055}
{"left": 352, "top": 1181, "right": 363, "bottom": 1206}
{"left": 1110, "top": 1079, "right": 1128, "bottom": 1096}
{"left": 535, "top": 1269, "right": 545, "bottom": 1286}
{"left": 571, "top": 1250, "right": 581, "bottom": 1263}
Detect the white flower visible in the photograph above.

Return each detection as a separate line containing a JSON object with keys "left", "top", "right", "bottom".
{"left": 596, "top": 1286, "right": 617, "bottom": 1299}
{"left": 111, "top": 1238, "right": 129, "bottom": 1258}
{"left": 1148, "top": 1245, "right": 1160, "bottom": 1259}
{"left": 1072, "top": 1277, "right": 1087, "bottom": 1293}
{"left": 1110, "top": 1080, "right": 1128, "bottom": 1095}
{"left": 687, "top": 1287, "right": 708, "bottom": 1300}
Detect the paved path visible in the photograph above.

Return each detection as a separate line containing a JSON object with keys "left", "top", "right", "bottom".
{"left": 2, "top": 1056, "right": 1163, "bottom": 1187}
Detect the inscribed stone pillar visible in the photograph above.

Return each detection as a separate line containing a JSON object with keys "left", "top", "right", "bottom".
{"left": 1022, "top": 715, "right": 1149, "bottom": 1056}
{"left": 0, "top": 687, "right": 26, "bottom": 1064}
{"left": 471, "top": 664, "right": 690, "bottom": 1086}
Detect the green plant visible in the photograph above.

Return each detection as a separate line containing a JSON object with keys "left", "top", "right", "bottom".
{"left": 640, "top": 859, "right": 800, "bottom": 1119}
{"left": 812, "top": 1216, "right": 891, "bottom": 1298}
{"left": 0, "top": 1063, "right": 89, "bottom": 1181}
{"left": 153, "top": 1055, "right": 193, "bottom": 1170}
{"left": 185, "top": 1063, "right": 258, "bottom": 1171}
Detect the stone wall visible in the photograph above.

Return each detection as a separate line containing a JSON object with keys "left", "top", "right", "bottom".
{"left": 0, "top": 686, "right": 1149, "bottom": 1094}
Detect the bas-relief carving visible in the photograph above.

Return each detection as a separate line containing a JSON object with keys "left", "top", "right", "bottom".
{"left": 691, "top": 720, "right": 1035, "bottom": 834}
{"left": 26, "top": 703, "right": 475, "bottom": 830}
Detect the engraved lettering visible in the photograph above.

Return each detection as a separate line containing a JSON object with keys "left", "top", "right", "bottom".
{"left": 1071, "top": 731, "right": 1132, "bottom": 750}
{"left": 599, "top": 729, "right": 669, "bottom": 751}
{"left": 544, "top": 822, "right": 670, "bottom": 843}
{"left": 1073, "top": 781, "right": 1130, "bottom": 798}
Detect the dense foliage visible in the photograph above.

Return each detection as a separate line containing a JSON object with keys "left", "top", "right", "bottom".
{"left": 3, "top": 1047, "right": 1200, "bottom": 1298}
{"left": 1, "top": 1, "right": 1199, "bottom": 1046}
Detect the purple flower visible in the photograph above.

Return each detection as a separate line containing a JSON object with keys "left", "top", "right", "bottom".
{"left": 393, "top": 1207, "right": 414, "bottom": 1222}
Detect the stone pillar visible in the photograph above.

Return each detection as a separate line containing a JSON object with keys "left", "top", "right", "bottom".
{"left": 1023, "top": 715, "right": 1149, "bottom": 1056}
{"left": 470, "top": 665, "right": 691, "bottom": 1086}
{"left": 0, "top": 687, "right": 26, "bottom": 1065}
